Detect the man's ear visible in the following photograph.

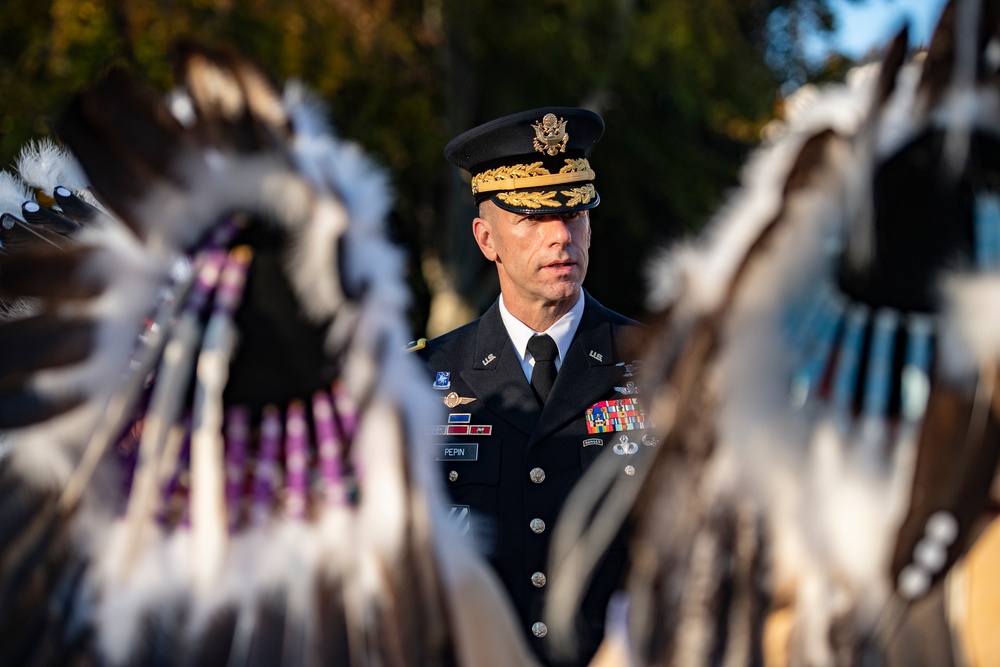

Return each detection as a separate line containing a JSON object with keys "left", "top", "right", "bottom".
{"left": 473, "top": 216, "right": 498, "bottom": 261}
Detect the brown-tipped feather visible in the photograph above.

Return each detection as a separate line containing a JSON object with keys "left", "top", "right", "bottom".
{"left": 52, "top": 187, "right": 101, "bottom": 224}
{"left": 21, "top": 204, "right": 82, "bottom": 236}
{"left": 0, "top": 315, "right": 95, "bottom": 378}
{"left": 875, "top": 25, "right": 911, "bottom": 109}
{"left": 0, "top": 387, "right": 87, "bottom": 429}
{"left": 0, "top": 248, "right": 105, "bottom": 301}
{"left": 919, "top": 0, "right": 958, "bottom": 106}
{"left": 0, "top": 217, "right": 74, "bottom": 254}
{"left": 890, "top": 377, "right": 1000, "bottom": 586}
{"left": 173, "top": 41, "right": 290, "bottom": 151}
{"left": 58, "top": 66, "right": 185, "bottom": 237}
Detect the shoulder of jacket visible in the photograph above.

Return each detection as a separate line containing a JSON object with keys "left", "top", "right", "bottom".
{"left": 404, "top": 337, "right": 427, "bottom": 353}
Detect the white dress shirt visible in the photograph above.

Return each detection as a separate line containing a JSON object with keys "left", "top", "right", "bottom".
{"left": 499, "top": 291, "right": 586, "bottom": 383}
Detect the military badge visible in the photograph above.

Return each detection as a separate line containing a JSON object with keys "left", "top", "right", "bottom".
{"left": 582, "top": 438, "right": 604, "bottom": 447}
{"left": 642, "top": 434, "right": 660, "bottom": 447}
{"left": 532, "top": 113, "right": 569, "bottom": 156}
{"left": 614, "top": 381, "right": 639, "bottom": 395}
{"left": 616, "top": 360, "right": 644, "bottom": 377}
{"left": 444, "top": 392, "right": 476, "bottom": 408}
{"left": 612, "top": 435, "right": 639, "bottom": 455}
{"left": 433, "top": 371, "right": 451, "bottom": 390}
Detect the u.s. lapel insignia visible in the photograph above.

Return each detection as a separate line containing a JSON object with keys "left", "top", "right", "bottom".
{"left": 482, "top": 353, "right": 497, "bottom": 367}
{"left": 614, "top": 380, "right": 639, "bottom": 395}
{"left": 617, "top": 360, "right": 644, "bottom": 377}
{"left": 444, "top": 392, "right": 476, "bottom": 408}
{"left": 589, "top": 350, "right": 604, "bottom": 362}
{"left": 612, "top": 435, "right": 639, "bottom": 456}
{"left": 433, "top": 371, "right": 451, "bottom": 390}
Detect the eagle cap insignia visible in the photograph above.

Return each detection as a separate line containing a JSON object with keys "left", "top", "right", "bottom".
{"left": 532, "top": 114, "right": 569, "bottom": 156}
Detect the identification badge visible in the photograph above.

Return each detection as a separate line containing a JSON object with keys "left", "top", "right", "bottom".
{"left": 435, "top": 443, "right": 479, "bottom": 461}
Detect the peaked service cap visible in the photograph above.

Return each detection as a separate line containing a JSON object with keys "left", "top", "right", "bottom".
{"left": 444, "top": 106, "right": 604, "bottom": 215}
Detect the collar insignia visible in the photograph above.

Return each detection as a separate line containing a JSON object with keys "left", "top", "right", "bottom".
{"left": 589, "top": 350, "right": 604, "bottom": 362}
{"left": 482, "top": 353, "right": 497, "bottom": 366}
{"left": 532, "top": 113, "right": 569, "bottom": 156}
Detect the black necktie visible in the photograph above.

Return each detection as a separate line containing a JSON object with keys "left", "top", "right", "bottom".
{"left": 527, "top": 334, "right": 558, "bottom": 405}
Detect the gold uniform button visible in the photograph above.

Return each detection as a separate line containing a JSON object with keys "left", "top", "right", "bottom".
{"left": 530, "top": 518, "right": 546, "bottom": 534}
{"left": 448, "top": 470, "right": 459, "bottom": 482}
{"left": 531, "top": 571, "right": 547, "bottom": 588}
{"left": 529, "top": 467, "right": 546, "bottom": 483}
{"left": 531, "top": 622, "right": 548, "bottom": 638}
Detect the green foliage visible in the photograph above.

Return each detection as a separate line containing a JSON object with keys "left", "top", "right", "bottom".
{"left": 0, "top": 0, "right": 847, "bottom": 329}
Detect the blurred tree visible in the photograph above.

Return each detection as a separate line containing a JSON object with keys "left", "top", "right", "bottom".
{"left": 0, "top": 0, "right": 866, "bottom": 336}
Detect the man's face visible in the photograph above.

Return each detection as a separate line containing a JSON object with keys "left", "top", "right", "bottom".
{"left": 473, "top": 201, "right": 591, "bottom": 310}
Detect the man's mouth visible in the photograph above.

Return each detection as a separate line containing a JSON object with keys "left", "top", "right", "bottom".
{"left": 544, "top": 259, "right": 576, "bottom": 270}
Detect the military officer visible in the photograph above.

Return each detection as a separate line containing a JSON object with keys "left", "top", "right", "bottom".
{"left": 417, "top": 107, "right": 654, "bottom": 666}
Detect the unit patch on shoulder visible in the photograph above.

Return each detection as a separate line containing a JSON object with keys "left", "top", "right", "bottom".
{"left": 405, "top": 338, "right": 427, "bottom": 353}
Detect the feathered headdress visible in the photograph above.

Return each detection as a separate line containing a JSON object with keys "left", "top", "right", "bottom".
{"left": 0, "top": 42, "right": 533, "bottom": 666}
{"left": 548, "top": 1, "right": 1000, "bottom": 665}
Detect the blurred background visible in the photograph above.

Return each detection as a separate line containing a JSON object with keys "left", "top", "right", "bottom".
{"left": 0, "top": 0, "right": 947, "bottom": 337}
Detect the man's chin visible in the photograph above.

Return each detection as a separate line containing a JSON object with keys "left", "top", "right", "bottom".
{"left": 544, "top": 283, "right": 582, "bottom": 303}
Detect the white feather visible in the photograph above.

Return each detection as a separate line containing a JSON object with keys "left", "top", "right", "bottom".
{"left": 16, "top": 138, "right": 90, "bottom": 196}
{"left": 0, "top": 170, "right": 33, "bottom": 217}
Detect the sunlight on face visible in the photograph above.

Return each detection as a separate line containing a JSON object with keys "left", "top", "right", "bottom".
{"left": 474, "top": 202, "right": 591, "bottom": 314}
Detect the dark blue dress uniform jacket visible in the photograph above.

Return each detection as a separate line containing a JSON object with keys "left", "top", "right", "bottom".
{"left": 419, "top": 291, "right": 650, "bottom": 666}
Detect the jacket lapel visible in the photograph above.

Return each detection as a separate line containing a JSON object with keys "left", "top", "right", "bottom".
{"left": 528, "top": 293, "right": 622, "bottom": 448}
{"left": 461, "top": 302, "right": 541, "bottom": 436}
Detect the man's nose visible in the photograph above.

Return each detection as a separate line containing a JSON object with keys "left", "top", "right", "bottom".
{"left": 543, "top": 217, "right": 573, "bottom": 243}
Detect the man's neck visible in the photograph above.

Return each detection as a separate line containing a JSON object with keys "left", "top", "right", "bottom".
{"left": 502, "top": 291, "right": 581, "bottom": 332}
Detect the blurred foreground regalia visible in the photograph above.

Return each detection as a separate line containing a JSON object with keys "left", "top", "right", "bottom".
{"left": 0, "top": 43, "right": 535, "bottom": 666}
{"left": 548, "top": 0, "right": 1000, "bottom": 665}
